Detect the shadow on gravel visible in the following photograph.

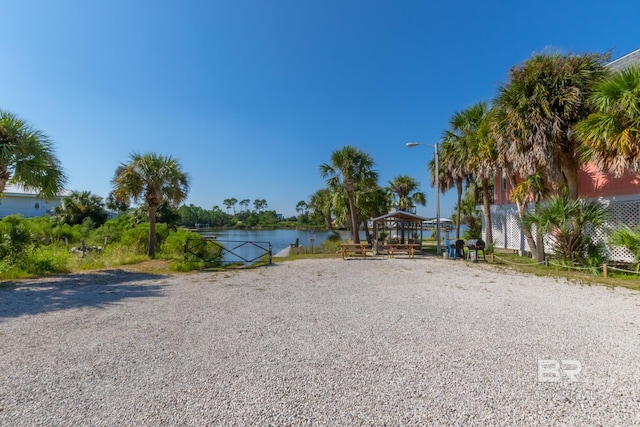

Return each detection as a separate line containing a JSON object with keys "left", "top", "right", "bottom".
{"left": 0, "top": 270, "right": 168, "bottom": 319}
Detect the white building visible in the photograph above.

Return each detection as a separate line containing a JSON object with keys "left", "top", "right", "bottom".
{"left": 0, "top": 185, "right": 65, "bottom": 218}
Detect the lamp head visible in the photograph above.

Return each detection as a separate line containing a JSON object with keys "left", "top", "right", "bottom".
{"left": 406, "top": 142, "right": 419, "bottom": 148}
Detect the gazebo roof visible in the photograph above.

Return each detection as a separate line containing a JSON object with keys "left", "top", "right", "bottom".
{"left": 371, "top": 211, "right": 429, "bottom": 223}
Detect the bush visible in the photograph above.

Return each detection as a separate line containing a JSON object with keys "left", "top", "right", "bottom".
{"left": 161, "top": 228, "right": 201, "bottom": 258}
{"left": 52, "top": 223, "right": 81, "bottom": 245}
{"left": 161, "top": 229, "right": 223, "bottom": 267}
{"left": 21, "top": 247, "right": 70, "bottom": 275}
{"left": 120, "top": 222, "right": 170, "bottom": 254}
{"left": 321, "top": 233, "right": 343, "bottom": 253}
{"left": 610, "top": 224, "right": 640, "bottom": 270}
{"left": 0, "top": 215, "right": 33, "bottom": 259}
{"left": 91, "top": 215, "right": 133, "bottom": 246}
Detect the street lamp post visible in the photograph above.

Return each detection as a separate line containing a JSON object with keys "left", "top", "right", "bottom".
{"left": 406, "top": 142, "right": 441, "bottom": 255}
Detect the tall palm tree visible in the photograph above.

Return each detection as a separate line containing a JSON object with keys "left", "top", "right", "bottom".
{"left": 319, "top": 146, "right": 378, "bottom": 244}
{"left": 239, "top": 199, "right": 251, "bottom": 212}
{"left": 112, "top": 152, "right": 190, "bottom": 258}
{"left": 493, "top": 51, "right": 609, "bottom": 201}
{"left": 0, "top": 110, "right": 67, "bottom": 197}
{"left": 253, "top": 199, "right": 267, "bottom": 212}
{"left": 472, "top": 104, "right": 498, "bottom": 246}
{"left": 223, "top": 198, "right": 235, "bottom": 214}
{"left": 387, "top": 175, "right": 426, "bottom": 212}
{"left": 574, "top": 64, "right": 640, "bottom": 176}
{"left": 433, "top": 103, "right": 484, "bottom": 239}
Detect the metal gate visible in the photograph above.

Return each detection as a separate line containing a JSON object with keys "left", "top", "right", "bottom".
{"left": 185, "top": 238, "right": 272, "bottom": 266}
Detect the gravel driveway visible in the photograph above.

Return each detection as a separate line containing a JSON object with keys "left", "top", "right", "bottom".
{"left": 1, "top": 257, "right": 639, "bottom": 425}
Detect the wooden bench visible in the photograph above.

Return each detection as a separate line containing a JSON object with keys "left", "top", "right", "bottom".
{"left": 340, "top": 243, "right": 371, "bottom": 259}
{"left": 386, "top": 243, "right": 421, "bottom": 258}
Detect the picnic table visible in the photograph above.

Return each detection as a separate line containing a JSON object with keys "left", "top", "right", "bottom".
{"left": 386, "top": 243, "right": 421, "bottom": 258}
{"left": 340, "top": 243, "right": 371, "bottom": 260}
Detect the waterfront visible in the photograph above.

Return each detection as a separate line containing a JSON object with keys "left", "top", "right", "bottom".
{"left": 197, "top": 229, "right": 353, "bottom": 263}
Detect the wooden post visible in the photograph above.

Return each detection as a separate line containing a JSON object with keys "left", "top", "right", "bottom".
{"left": 603, "top": 263, "right": 608, "bottom": 278}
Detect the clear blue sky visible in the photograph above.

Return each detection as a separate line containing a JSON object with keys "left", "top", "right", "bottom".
{"left": 1, "top": 1, "right": 638, "bottom": 217}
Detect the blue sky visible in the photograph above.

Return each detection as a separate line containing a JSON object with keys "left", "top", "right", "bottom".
{"left": 1, "top": 1, "right": 638, "bottom": 217}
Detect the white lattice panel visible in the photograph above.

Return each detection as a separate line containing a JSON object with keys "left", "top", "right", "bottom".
{"left": 485, "top": 198, "right": 640, "bottom": 263}
{"left": 601, "top": 200, "right": 639, "bottom": 262}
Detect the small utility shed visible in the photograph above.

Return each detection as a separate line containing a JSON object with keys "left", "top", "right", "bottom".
{"left": 370, "top": 211, "right": 428, "bottom": 254}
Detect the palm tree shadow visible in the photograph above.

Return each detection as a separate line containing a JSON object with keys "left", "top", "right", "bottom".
{"left": 0, "top": 269, "right": 169, "bottom": 319}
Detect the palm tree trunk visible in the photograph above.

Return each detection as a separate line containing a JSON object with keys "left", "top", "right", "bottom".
{"left": 0, "top": 167, "right": 11, "bottom": 194}
{"left": 507, "top": 173, "right": 539, "bottom": 260}
{"left": 534, "top": 200, "right": 545, "bottom": 262}
{"left": 481, "top": 177, "right": 493, "bottom": 246}
{"left": 560, "top": 152, "right": 580, "bottom": 201}
{"left": 455, "top": 178, "right": 463, "bottom": 240}
{"left": 323, "top": 213, "right": 334, "bottom": 233}
{"left": 347, "top": 192, "right": 360, "bottom": 244}
{"left": 149, "top": 204, "right": 157, "bottom": 259}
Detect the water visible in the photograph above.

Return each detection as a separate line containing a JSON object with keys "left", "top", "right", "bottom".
{"left": 202, "top": 229, "right": 353, "bottom": 264}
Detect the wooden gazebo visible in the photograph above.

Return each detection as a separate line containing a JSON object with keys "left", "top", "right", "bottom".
{"left": 370, "top": 211, "right": 429, "bottom": 255}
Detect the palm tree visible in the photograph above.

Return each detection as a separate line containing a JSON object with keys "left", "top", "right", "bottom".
{"left": 308, "top": 188, "right": 335, "bottom": 233}
{"left": 253, "top": 199, "right": 267, "bottom": 212}
{"left": 574, "top": 64, "right": 640, "bottom": 176}
{"left": 239, "top": 199, "right": 251, "bottom": 212}
{"left": 0, "top": 110, "right": 67, "bottom": 197}
{"left": 320, "top": 146, "right": 378, "bottom": 244}
{"left": 111, "top": 152, "right": 190, "bottom": 258}
{"left": 223, "top": 198, "right": 236, "bottom": 214}
{"left": 387, "top": 175, "right": 426, "bottom": 212}
{"left": 355, "top": 184, "right": 389, "bottom": 243}
{"left": 521, "top": 190, "right": 608, "bottom": 264}
{"left": 433, "top": 103, "right": 484, "bottom": 239}
{"left": 510, "top": 173, "right": 549, "bottom": 261}
{"left": 472, "top": 104, "right": 498, "bottom": 246}
{"left": 106, "top": 190, "right": 130, "bottom": 213}
{"left": 493, "top": 51, "right": 609, "bottom": 201}
{"left": 53, "top": 190, "right": 108, "bottom": 227}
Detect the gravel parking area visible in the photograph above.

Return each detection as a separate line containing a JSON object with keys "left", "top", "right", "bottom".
{"left": 1, "top": 257, "right": 639, "bottom": 425}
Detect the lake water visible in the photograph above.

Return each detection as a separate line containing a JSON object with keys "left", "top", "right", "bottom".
{"left": 201, "top": 229, "right": 354, "bottom": 264}
{"left": 201, "top": 227, "right": 457, "bottom": 264}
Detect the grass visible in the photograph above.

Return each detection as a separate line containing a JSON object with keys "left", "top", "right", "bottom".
{"left": 4, "top": 237, "right": 638, "bottom": 292}
{"left": 486, "top": 249, "right": 640, "bottom": 291}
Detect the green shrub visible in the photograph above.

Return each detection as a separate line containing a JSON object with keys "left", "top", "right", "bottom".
{"left": 52, "top": 223, "right": 81, "bottom": 245}
{"left": 91, "top": 215, "right": 133, "bottom": 246}
{"left": 0, "top": 215, "right": 33, "bottom": 258}
{"left": 321, "top": 233, "right": 343, "bottom": 253}
{"left": 162, "top": 229, "right": 223, "bottom": 267}
{"left": 120, "top": 222, "right": 169, "bottom": 254}
{"left": 610, "top": 224, "right": 640, "bottom": 270}
{"left": 21, "top": 247, "right": 70, "bottom": 275}
{"left": 161, "top": 228, "right": 201, "bottom": 258}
